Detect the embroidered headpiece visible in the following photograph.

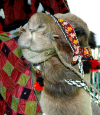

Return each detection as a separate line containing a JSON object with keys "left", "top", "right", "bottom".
{"left": 33, "top": 15, "right": 100, "bottom": 92}
{"left": 57, "top": 18, "right": 92, "bottom": 65}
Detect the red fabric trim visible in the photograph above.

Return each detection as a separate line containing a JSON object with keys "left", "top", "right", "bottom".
{"left": 2, "top": 0, "right": 70, "bottom": 25}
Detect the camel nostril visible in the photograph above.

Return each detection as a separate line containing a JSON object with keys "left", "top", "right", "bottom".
{"left": 20, "top": 28, "right": 26, "bottom": 33}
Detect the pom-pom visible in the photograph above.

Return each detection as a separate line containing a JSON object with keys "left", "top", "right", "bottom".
{"left": 37, "top": 76, "right": 44, "bottom": 86}
{"left": 83, "top": 60, "right": 92, "bottom": 73}
{"left": 33, "top": 82, "right": 43, "bottom": 91}
{"left": 89, "top": 59, "right": 100, "bottom": 72}
{"left": 83, "top": 60, "right": 100, "bottom": 73}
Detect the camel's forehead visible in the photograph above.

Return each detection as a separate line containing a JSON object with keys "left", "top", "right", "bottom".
{"left": 28, "top": 14, "right": 40, "bottom": 27}
{"left": 29, "top": 13, "right": 54, "bottom": 25}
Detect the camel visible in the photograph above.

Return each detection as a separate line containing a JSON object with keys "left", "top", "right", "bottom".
{"left": 18, "top": 13, "right": 99, "bottom": 115}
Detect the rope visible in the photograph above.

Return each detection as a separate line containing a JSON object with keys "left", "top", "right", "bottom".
{"left": 50, "top": 15, "right": 85, "bottom": 77}
{"left": 49, "top": 32, "right": 100, "bottom": 98}
{"left": 64, "top": 79, "right": 99, "bottom": 101}
{"left": 50, "top": 14, "right": 100, "bottom": 101}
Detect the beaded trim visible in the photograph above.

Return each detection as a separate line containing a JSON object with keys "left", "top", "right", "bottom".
{"left": 51, "top": 15, "right": 84, "bottom": 76}
{"left": 51, "top": 15, "right": 93, "bottom": 77}
{"left": 50, "top": 15, "right": 100, "bottom": 101}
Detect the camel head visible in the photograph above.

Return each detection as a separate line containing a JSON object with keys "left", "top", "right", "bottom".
{"left": 18, "top": 13, "right": 94, "bottom": 66}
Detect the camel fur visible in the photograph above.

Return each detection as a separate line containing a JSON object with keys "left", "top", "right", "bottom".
{"left": 18, "top": 13, "right": 99, "bottom": 115}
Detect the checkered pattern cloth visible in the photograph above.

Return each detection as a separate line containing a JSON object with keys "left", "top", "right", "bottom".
{"left": 0, "top": 31, "right": 42, "bottom": 115}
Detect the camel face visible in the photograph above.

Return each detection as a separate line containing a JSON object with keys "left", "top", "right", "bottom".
{"left": 18, "top": 13, "right": 56, "bottom": 63}
{"left": 18, "top": 13, "right": 90, "bottom": 64}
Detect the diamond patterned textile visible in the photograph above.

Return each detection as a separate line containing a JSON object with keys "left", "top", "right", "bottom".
{"left": 0, "top": 31, "right": 42, "bottom": 115}
{"left": 1, "top": 43, "right": 11, "bottom": 58}
{"left": 3, "top": 61, "right": 14, "bottom": 76}
{"left": 25, "top": 101, "right": 37, "bottom": 115}
{"left": 1, "top": 82, "right": 6, "bottom": 100}
{"left": 17, "top": 74, "right": 30, "bottom": 87}
{"left": 11, "top": 96, "right": 19, "bottom": 111}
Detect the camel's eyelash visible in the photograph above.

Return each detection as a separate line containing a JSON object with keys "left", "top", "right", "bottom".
{"left": 38, "top": 25, "right": 45, "bottom": 28}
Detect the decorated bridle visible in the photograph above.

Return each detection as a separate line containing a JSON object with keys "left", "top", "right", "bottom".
{"left": 51, "top": 16, "right": 94, "bottom": 76}
{"left": 33, "top": 14, "right": 100, "bottom": 101}
{"left": 50, "top": 15, "right": 100, "bottom": 101}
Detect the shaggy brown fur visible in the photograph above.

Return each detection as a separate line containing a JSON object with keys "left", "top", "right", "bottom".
{"left": 18, "top": 13, "right": 96, "bottom": 115}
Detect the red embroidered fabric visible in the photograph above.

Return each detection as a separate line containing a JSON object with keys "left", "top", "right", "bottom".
{"left": 0, "top": 31, "right": 42, "bottom": 115}
{"left": 58, "top": 18, "right": 92, "bottom": 65}
{"left": 1, "top": 0, "right": 70, "bottom": 25}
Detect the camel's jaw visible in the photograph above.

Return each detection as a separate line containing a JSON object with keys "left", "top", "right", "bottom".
{"left": 21, "top": 47, "right": 56, "bottom": 64}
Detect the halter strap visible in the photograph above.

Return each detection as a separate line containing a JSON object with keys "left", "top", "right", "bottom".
{"left": 51, "top": 15, "right": 93, "bottom": 77}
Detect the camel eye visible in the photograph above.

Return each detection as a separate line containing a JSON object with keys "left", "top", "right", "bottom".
{"left": 38, "top": 25, "right": 45, "bottom": 28}
{"left": 38, "top": 23, "right": 46, "bottom": 29}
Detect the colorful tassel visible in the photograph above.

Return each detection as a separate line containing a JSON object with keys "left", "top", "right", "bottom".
{"left": 33, "top": 82, "right": 43, "bottom": 91}
{"left": 89, "top": 59, "right": 100, "bottom": 72}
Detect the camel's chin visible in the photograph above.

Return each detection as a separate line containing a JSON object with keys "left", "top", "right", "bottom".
{"left": 22, "top": 49, "right": 43, "bottom": 64}
{"left": 22, "top": 49, "right": 54, "bottom": 64}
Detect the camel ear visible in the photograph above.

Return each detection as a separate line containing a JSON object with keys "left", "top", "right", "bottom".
{"left": 74, "top": 28, "right": 97, "bottom": 49}
{"left": 74, "top": 28, "right": 87, "bottom": 37}
{"left": 74, "top": 28, "right": 88, "bottom": 47}
{"left": 88, "top": 31, "right": 96, "bottom": 49}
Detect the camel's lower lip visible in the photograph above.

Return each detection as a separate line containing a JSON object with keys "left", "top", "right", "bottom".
{"left": 21, "top": 48, "right": 46, "bottom": 64}
{"left": 21, "top": 48, "right": 56, "bottom": 64}
{"left": 22, "top": 49, "right": 40, "bottom": 58}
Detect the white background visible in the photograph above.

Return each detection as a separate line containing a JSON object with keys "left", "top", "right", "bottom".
{"left": 68, "top": 0, "right": 100, "bottom": 45}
